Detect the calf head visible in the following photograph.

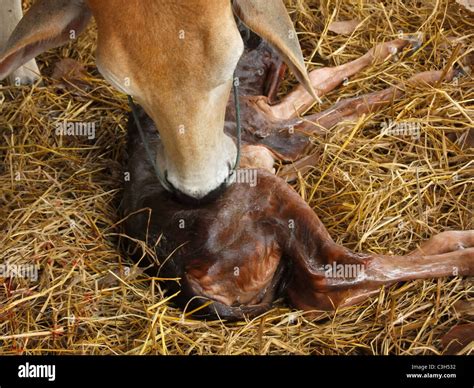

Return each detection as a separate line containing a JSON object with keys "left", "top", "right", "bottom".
{"left": 0, "top": 0, "right": 315, "bottom": 200}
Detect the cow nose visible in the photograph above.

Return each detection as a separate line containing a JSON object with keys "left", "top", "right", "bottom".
{"left": 163, "top": 134, "right": 238, "bottom": 201}
{"left": 170, "top": 179, "right": 229, "bottom": 205}
{"left": 164, "top": 159, "right": 234, "bottom": 203}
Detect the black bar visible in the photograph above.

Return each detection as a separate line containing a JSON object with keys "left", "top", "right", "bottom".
{"left": 0, "top": 356, "right": 471, "bottom": 387}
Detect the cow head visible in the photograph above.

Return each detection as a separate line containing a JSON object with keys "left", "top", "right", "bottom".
{"left": 0, "top": 0, "right": 315, "bottom": 200}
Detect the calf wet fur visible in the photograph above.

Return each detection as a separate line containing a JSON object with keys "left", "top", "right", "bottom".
{"left": 123, "top": 108, "right": 473, "bottom": 321}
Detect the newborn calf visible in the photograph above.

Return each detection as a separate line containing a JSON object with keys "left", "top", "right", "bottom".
{"left": 122, "top": 108, "right": 474, "bottom": 320}
{"left": 122, "top": 31, "right": 472, "bottom": 320}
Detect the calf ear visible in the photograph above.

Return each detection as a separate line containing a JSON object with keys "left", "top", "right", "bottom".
{"left": 233, "top": 0, "right": 317, "bottom": 100}
{"left": 0, "top": 0, "right": 91, "bottom": 81}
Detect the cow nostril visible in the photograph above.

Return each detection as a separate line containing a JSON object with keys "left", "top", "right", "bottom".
{"left": 227, "top": 160, "right": 235, "bottom": 174}
{"left": 157, "top": 170, "right": 178, "bottom": 194}
{"left": 170, "top": 180, "right": 229, "bottom": 206}
{"left": 164, "top": 170, "right": 171, "bottom": 187}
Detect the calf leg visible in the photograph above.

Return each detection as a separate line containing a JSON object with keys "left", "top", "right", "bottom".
{"left": 270, "top": 175, "right": 474, "bottom": 311}
{"left": 288, "top": 227, "right": 473, "bottom": 312}
{"left": 270, "top": 39, "right": 413, "bottom": 119}
{"left": 226, "top": 39, "right": 424, "bottom": 160}
{"left": 227, "top": 67, "right": 458, "bottom": 161}
{"left": 287, "top": 245, "right": 473, "bottom": 312}
{"left": 295, "top": 68, "right": 458, "bottom": 134}
{"left": 409, "top": 231, "right": 474, "bottom": 256}
{"left": 0, "top": 0, "right": 40, "bottom": 85}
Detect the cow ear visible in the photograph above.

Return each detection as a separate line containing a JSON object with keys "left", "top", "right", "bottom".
{"left": 233, "top": 0, "right": 317, "bottom": 100}
{"left": 0, "top": 0, "right": 91, "bottom": 81}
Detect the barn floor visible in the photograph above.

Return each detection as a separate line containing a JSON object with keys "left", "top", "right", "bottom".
{"left": 0, "top": 0, "right": 472, "bottom": 355}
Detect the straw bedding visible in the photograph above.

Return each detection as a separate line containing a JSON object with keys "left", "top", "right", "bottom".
{"left": 0, "top": 0, "right": 472, "bottom": 355}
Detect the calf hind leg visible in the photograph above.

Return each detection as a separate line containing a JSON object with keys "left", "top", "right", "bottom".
{"left": 287, "top": 230, "right": 474, "bottom": 312}
{"left": 272, "top": 181, "right": 474, "bottom": 311}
